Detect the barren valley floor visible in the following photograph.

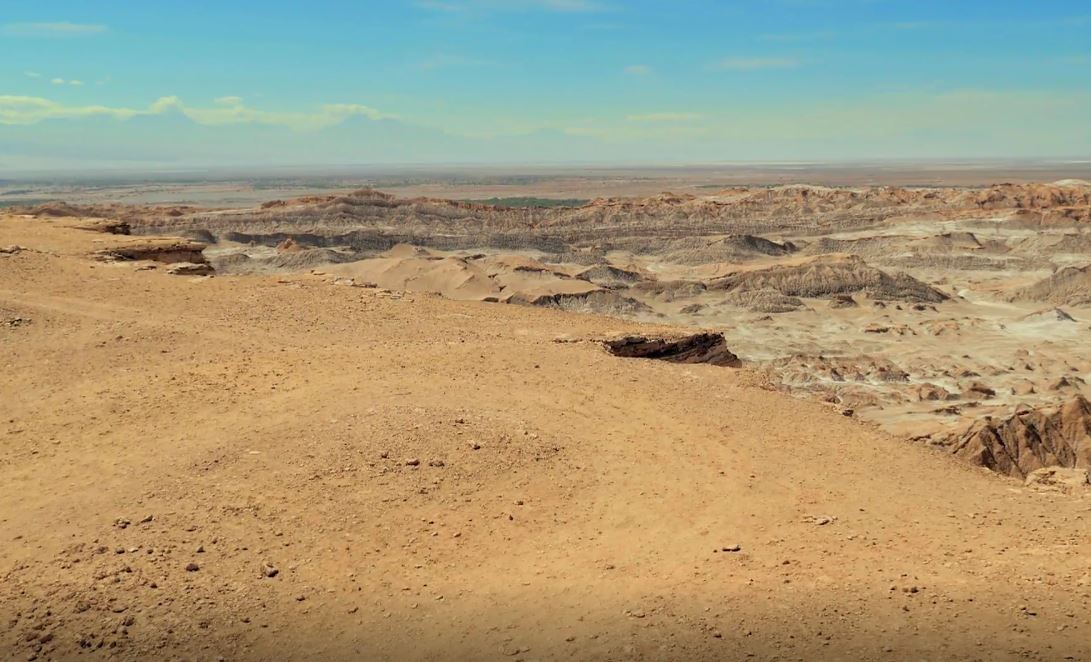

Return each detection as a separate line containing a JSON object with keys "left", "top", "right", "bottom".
{"left": 3, "top": 214, "right": 1091, "bottom": 660}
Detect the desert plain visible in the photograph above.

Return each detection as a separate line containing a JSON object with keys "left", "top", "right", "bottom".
{"left": 2, "top": 164, "right": 1091, "bottom": 660}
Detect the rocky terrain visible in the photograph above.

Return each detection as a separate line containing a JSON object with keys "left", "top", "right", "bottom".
{"left": 3, "top": 179, "right": 1091, "bottom": 659}
{"left": 22, "top": 181, "right": 1091, "bottom": 476}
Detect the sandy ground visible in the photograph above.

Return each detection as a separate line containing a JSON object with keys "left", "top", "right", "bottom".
{"left": 3, "top": 214, "right": 1091, "bottom": 661}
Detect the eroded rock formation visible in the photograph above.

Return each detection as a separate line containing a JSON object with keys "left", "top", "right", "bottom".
{"left": 602, "top": 333, "right": 741, "bottom": 367}
{"left": 934, "top": 396, "right": 1091, "bottom": 478}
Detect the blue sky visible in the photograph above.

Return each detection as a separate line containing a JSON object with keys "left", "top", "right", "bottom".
{"left": 1, "top": 0, "right": 1089, "bottom": 169}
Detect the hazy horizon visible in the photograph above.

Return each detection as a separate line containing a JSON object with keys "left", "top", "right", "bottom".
{"left": 3, "top": 1, "right": 1090, "bottom": 171}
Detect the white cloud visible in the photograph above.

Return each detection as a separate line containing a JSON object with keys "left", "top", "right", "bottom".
{"left": 713, "top": 57, "right": 800, "bottom": 71}
{"left": 29, "top": 72, "right": 98, "bottom": 86}
{"left": 0, "top": 95, "right": 394, "bottom": 130}
{"left": 623, "top": 64, "right": 651, "bottom": 75}
{"left": 627, "top": 112, "right": 702, "bottom": 122}
{"left": 0, "top": 96, "right": 141, "bottom": 124}
{"left": 2, "top": 22, "right": 107, "bottom": 37}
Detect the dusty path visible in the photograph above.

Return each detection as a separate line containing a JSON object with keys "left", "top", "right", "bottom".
{"left": 2, "top": 214, "right": 1091, "bottom": 661}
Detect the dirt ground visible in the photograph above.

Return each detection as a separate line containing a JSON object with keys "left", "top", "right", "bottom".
{"left": 3, "top": 213, "right": 1091, "bottom": 661}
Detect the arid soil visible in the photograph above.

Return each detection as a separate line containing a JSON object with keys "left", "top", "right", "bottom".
{"left": 40, "top": 181, "right": 1091, "bottom": 470}
{"left": 3, "top": 181, "right": 1091, "bottom": 661}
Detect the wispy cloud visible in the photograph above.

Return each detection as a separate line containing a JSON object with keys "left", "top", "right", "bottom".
{"left": 890, "top": 20, "right": 933, "bottom": 30}
{"left": 47, "top": 78, "right": 84, "bottom": 86}
{"left": 623, "top": 64, "right": 652, "bottom": 76}
{"left": 24, "top": 71, "right": 41, "bottom": 78}
{"left": 1, "top": 22, "right": 107, "bottom": 37}
{"left": 415, "top": 0, "right": 606, "bottom": 13}
{"left": 758, "top": 30, "right": 836, "bottom": 42}
{"left": 416, "top": 53, "right": 499, "bottom": 70}
{"left": 0, "top": 95, "right": 394, "bottom": 130}
{"left": 627, "top": 112, "right": 702, "bottom": 122}
{"left": 712, "top": 57, "right": 800, "bottom": 71}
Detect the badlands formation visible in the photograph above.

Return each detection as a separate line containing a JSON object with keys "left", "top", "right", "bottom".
{"left": 3, "top": 179, "right": 1091, "bottom": 660}
{"left": 56, "top": 181, "right": 1091, "bottom": 477}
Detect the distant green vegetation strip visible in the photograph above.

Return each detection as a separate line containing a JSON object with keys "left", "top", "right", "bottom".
{"left": 463, "top": 197, "right": 588, "bottom": 208}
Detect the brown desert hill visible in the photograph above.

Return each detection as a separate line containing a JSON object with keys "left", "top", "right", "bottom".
{"left": 573, "top": 264, "right": 645, "bottom": 288}
{"left": 911, "top": 231, "right": 984, "bottom": 252}
{"left": 799, "top": 235, "right": 920, "bottom": 259}
{"left": 327, "top": 254, "right": 503, "bottom": 301}
{"left": 1012, "top": 263, "right": 1091, "bottom": 306}
{"left": 799, "top": 232, "right": 993, "bottom": 261}
{"left": 210, "top": 246, "right": 360, "bottom": 274}
{"left": 706, "top": 254, "right": 949, "bottom": 303}
{"left": 21, "top": 201, "right": 206, "bottom": 223}
{"left": 7, "top": 212, "right": 1091, "bottom": 660}
{"left": 972, "top": 182, "right": 1091, "bottom": 211}
{"left": 641, "top": 234, "right": 797, "bottom": 265}
{"left": 55, "top": 181, "right": 1088, "bottom": 256}
{"left": 1028, "top": 232, "right": 1091, "bottom": 255}
{"left": 933, "top": 396, "right": 1091, "bottom": 478}
{"left": 721, "top": 288, "right": 806, "bottom": 313}
{"left": 320, "top": 249, "right": 650, "bottom": 315}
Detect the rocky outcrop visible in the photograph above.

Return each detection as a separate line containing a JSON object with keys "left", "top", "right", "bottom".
{"left": 602, "top": 333, "right": 741, "bottom": 367}
{"left": 575, "top": 265, "right": 644, "bottom": 289}
{"left": 1024, "top": 466, "right": 1089, "bottom": 493}
{"left": 654, "top": 234, "right": 797, "bottom": 265}
{"left": 936, "top": 396, "right": 1091, "bottom": 478}
{"left": 915, "top": 383, "right": 955, "bottom": 402}
{"left": 276, "top": 237, "right": 306, "bottom": 253}
{"left": 721, "top": 288, "right": 805, "bottom": 313}
{"left": 511, "top": 290, "right": 652, "bottom": 316}
{"left": 707, "top": 255, "right": 948, "bottom": 303}
{"left": 93, "top": 238, "right": 208, "bottom": 265}
{"left": 166, "top": 262, "right": 214, "bottom": 276}
{"left": 828, "top": 294, "right": 858, "bottom": 308}
{"left": 1012, "top": 265, "right": 1091, "bottom": 307}
{"left": 73, "top": 219, "right": 131, "bottom": 235}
